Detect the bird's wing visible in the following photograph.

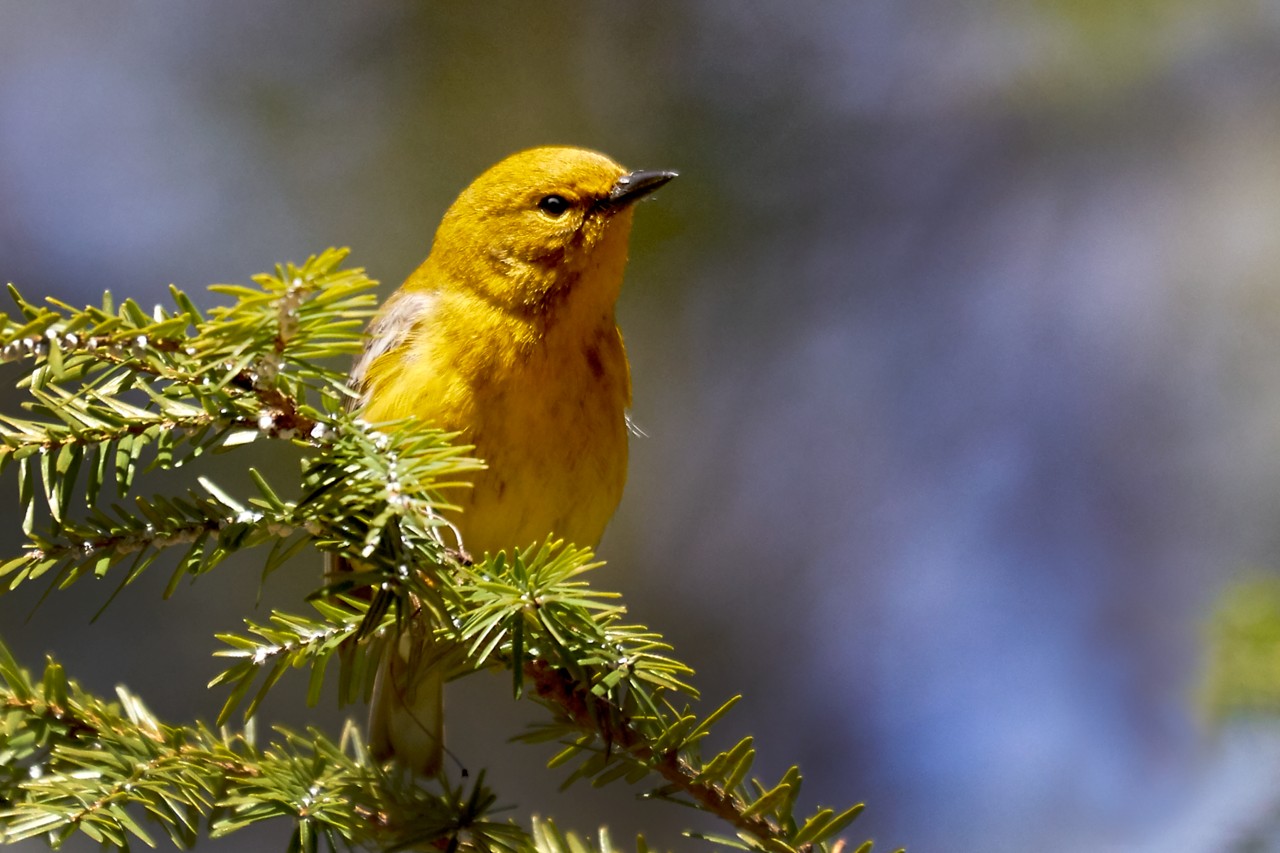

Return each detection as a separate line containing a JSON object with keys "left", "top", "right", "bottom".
{"left": 349, "top": 290, "right": 440, "bottom": 409}
{"left": 326, "top": 289, "right": 439, "bottom": 585}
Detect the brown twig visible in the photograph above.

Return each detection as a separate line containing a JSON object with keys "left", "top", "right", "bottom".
{"left": 524, "top": 658, "right": 799, "bottom": 852}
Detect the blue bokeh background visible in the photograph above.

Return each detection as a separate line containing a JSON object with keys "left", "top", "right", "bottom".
{"left": 5, "top": 3, "right": 1280, "bottom": 851}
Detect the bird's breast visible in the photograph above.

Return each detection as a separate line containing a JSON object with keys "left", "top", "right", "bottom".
{"left": 359, "top": 288, "right": 632, "bottom": 557}
{"left": 451, "top": 322, "right": 631, "bottom": 557}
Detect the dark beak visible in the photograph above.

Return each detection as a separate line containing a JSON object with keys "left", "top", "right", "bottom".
{"left": 608, "top": 169, "right": 678, "bottom": 206}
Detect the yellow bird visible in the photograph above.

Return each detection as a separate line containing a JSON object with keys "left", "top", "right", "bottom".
{"left": 348, "top": 146, "right": 676, "bottom": 774}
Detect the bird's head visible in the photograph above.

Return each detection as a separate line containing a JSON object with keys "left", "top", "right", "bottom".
{"left": 425, "top": 146, "right": 676, "bottom": 319}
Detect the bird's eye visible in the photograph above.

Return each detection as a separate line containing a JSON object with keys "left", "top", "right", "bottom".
{"left": 537, "top": 194, "right": 570, "bottom": 217}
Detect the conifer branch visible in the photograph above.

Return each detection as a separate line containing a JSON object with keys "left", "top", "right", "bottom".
{"left": 0, "top": 250, "right": 899, "bottom": 852}
{"left": 0, "top": 638, "right": 580, "bottom": 853}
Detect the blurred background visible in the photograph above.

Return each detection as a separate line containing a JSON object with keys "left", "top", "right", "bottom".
{"left": 4, "top": 2, "right": 1280, "bottom": 851}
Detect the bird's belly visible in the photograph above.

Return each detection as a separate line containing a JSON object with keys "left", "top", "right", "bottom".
{"left": 446, "top": 365, "right": 629, "bottom": 558}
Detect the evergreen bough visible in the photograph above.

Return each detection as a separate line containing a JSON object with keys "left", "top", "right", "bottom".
{"left": 0, "top": 250, "right": 897, "bottom": 853}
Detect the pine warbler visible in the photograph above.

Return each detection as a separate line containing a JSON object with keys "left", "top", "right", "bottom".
{"left": 347, "top": 146, "right": 675, "bottom": 774}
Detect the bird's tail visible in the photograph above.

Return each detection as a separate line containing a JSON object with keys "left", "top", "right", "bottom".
{"left": 368, "top": 619, "right": 445, "bottom": 776}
